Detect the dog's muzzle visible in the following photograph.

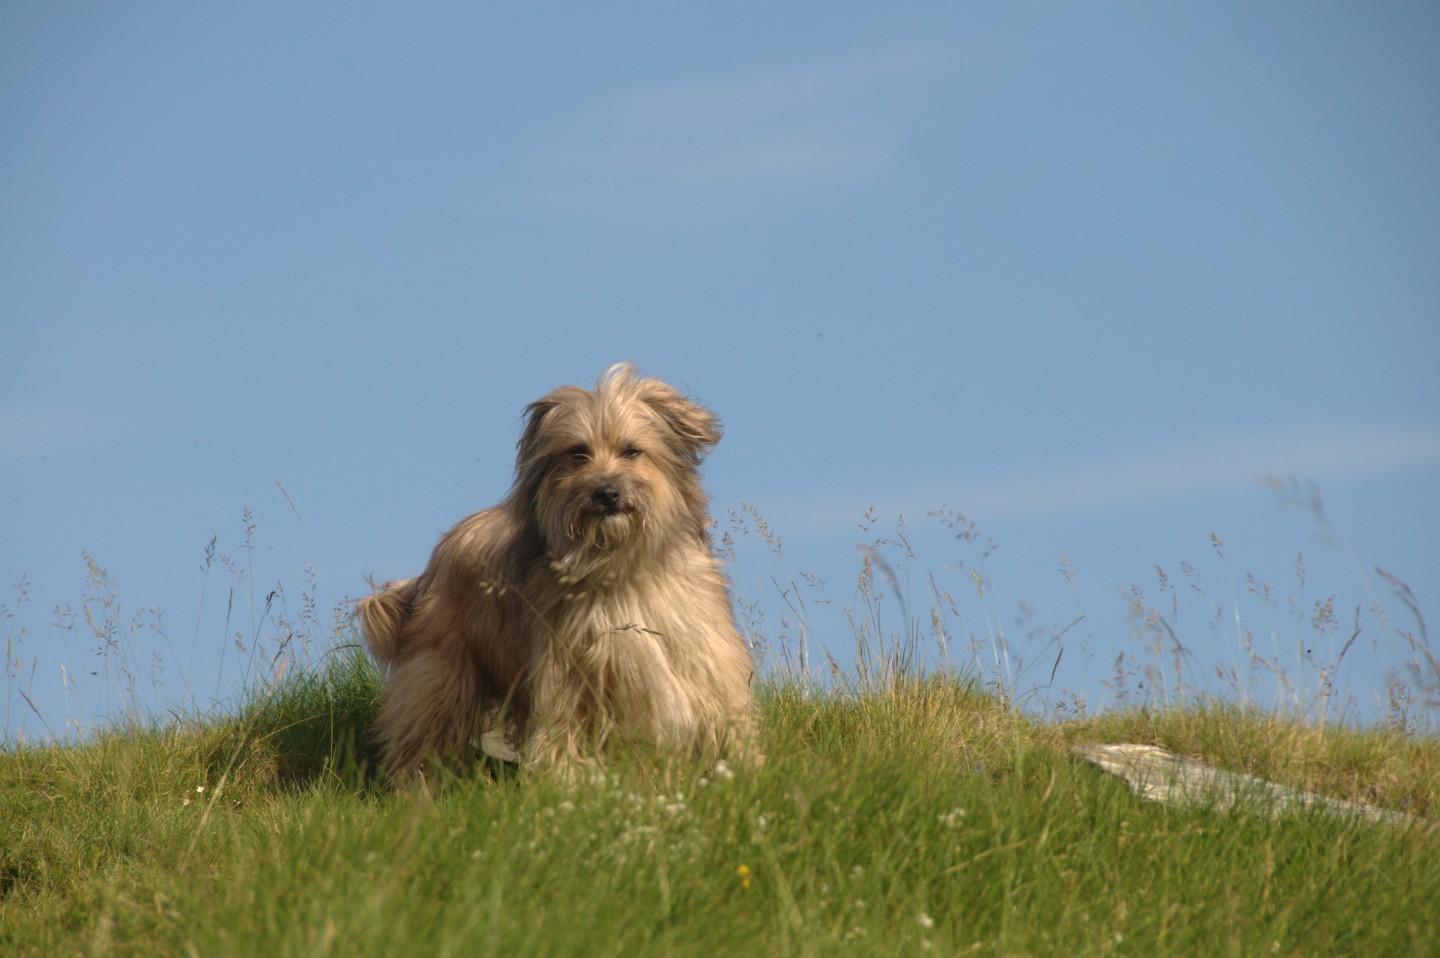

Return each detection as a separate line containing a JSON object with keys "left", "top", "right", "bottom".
{"left": 591, "top": 485, "right": 624, "bottom": 514}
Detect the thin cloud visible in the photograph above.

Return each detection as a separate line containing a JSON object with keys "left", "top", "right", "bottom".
{"left": 0, "top": 408, "right": 100, "bottom": 461}
{"left": 764, "top": 422, "right": 1440, "bottom": 534}
{"left": 531, "top": 40, "right": 961, "bottom": 208}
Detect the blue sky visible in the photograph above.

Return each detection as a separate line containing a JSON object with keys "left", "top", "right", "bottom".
{"left": 4, "top": 3, "right": 1438, "bottom": 739}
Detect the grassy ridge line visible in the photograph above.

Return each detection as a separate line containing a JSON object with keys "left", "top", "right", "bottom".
{"left": 1, "top": 651, "right": 1438, "bottom": 956}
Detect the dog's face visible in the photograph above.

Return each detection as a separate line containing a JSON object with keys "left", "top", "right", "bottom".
{"left": 513, "top": 364, "right": 721, "bottom": 559}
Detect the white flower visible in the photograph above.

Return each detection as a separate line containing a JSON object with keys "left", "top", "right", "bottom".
{"left": 918, "top": 913, "right": 934, "bottom": 929}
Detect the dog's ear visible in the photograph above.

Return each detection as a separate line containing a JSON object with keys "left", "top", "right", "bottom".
{"left": 518, "top": 395, "right": 558, "bottom": 459}
{"left": 517, "top": 386, "right": 583, "bottom": 465}
{"left": 634, "top": 380, "right": 723, "bottom": 464}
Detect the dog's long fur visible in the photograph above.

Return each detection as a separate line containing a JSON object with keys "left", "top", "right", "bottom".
{"left": 357, "top": 364, "right": 758, "bottom": 779}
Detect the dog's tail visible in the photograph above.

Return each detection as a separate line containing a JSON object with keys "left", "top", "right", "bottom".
{"left": 356, "top": 577, "right": 419, "bottom": 672}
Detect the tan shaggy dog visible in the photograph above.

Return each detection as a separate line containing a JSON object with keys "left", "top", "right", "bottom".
{"left": 357, "top": 364, "right": 759, "bottom": 780}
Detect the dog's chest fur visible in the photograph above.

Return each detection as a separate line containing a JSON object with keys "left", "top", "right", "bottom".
{"left": 545, "top": 567, "right": 721, "bottom": 674}
{"left": 531, "top": 555, "right": 741, "bottom": 741}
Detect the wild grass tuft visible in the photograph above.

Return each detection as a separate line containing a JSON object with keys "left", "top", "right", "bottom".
{"left": 206, "top": 644, "right": 386, "bottom": 790}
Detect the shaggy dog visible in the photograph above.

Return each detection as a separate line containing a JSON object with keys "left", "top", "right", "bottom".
{"left": 357, "top": 364, "right": 758, "bottom": 780}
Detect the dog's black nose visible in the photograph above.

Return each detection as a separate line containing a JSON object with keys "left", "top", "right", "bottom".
{"left": 592, "top": 486, "right": 623, "bottom": 511}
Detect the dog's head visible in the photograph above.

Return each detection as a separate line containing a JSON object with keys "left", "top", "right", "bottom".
{"left": 512, "top": 363, "right": 721, "bottom": 561}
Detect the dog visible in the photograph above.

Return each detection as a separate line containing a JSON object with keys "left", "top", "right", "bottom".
{"left": 357, "top": 363, "right": 759, "bottom": 780}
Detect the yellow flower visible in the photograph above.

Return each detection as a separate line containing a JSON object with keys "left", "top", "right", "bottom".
{"left": 735, "top": 864, "right": 752, "bottom": 890}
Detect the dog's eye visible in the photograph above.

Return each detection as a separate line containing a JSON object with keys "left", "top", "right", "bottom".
{"left": 620, "top": 446, "right": 642, "bottom": 460}
{"left": 568, "top": 445, "right": 591, "bottom": 462}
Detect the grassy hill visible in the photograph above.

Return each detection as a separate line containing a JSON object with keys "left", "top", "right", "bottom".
{"left": 2, "top": 645, "right": 1437, "bottom": 957}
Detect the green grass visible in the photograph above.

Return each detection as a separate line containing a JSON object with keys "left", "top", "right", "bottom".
{"left": 2, "top": 648, "right": 1437, "bottom": 957}
{"left": 5, "top": 502, "right": 1437, "bottom": 955}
